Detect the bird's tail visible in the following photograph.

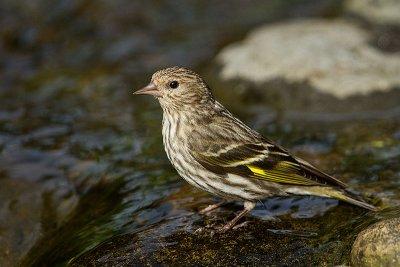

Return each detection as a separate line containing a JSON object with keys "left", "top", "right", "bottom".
{"left": 333, "top": 191, "right": 378, "bottom": 211}
{"left": 298, "top": 186, "right": 378, "bottom": 211}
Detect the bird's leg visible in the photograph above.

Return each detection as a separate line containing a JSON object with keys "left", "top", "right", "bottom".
{"left": 199, "top": 201, "right": 227, "bottom": 214}
{"left": 218, "top": 201, "right": 256, "bottom": 233}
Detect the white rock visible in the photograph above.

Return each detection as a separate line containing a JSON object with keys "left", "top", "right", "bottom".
{"left": 346, "top": 0, "right": 400, "bottom": 25}
{"left": 217, "top": 19, "right": 400, "bottom": 98}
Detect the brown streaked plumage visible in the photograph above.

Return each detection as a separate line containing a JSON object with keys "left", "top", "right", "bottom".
{"left": 134, "top": 66, "right": 377, "bottom": 233}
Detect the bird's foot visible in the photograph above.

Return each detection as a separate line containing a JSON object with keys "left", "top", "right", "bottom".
{"left": 196, "top": 201, "right": 256, "bottom": 234}
{"left": 217, "top": 201, "right": 256, "bottom": 233}
{"left": 199, "top": 201, "right": 227, "bottom": 215}
{"left": 194, "top": 222, "right": 219, "bottom": 235}
{"left": 194, "top": 220, "right": 251, "bottom": 235}
{"left": 215, "top": 220, "right": 247, "bottom": 233}
{"left": 232, "top": 221, "right": 251, "bottom": 230}
{"left": 194, "top": 227, "right": 206, "bottom": 235}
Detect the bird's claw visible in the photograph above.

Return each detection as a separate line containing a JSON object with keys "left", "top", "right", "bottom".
{"left": 232, "top": 221, "right": 251, "bottom": 230}
{"left": 195, "top": 221, "right": 251, "bottom": 235}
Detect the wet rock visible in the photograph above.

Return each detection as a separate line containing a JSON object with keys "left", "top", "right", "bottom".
{"left": 68, "top": 196, "right": 349, "bottom": 266}
{"left": 345, "top": 0, "right": 400, "bottom": 25}
{"left": 351, "top": 217, "right": 400, "bottom": 266}
{"left": 217, "top": 19, "right": 400, "bottom": 99}
{"left": 345, "top": 0, "right": 400, "bottom": 53}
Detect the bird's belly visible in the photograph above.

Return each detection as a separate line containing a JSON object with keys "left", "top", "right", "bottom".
{"left": 162, "top": 121, "right": 283, "bottom": 201}
{"left": 173, "top": 160, "right": 282, "bottom": 201}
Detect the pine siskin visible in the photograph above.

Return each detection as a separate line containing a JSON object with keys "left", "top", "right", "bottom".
{"left": 134, "top": 67, "right": 377, "bottom": 232}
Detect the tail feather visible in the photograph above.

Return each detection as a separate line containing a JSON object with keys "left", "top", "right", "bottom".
{"left": 338, "top": 193, "right": 378, "bottom": 211}
{"left": 290, "top": 186, "right": 378, "bottom": 211}
{"left": 337, "top": 192, "right": 378, "bottom": 211}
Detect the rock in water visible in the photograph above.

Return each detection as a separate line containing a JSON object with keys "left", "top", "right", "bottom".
{"left": 351, "top": 217, "right": 400, "bottom": 267}
{"left": 345, "top": 0, "right": 400, "bottom": 25}
{"left": 217, "top": 19, "right": 400, "bottom": 98}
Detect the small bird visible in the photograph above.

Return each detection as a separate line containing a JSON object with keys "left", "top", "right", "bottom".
{"left": 134, "top": 67, "right": 376, "bottom": 232}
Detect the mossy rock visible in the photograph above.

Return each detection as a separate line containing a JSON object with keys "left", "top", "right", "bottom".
{"left": 351, "top": 217, "right": 400, "bottom": 267}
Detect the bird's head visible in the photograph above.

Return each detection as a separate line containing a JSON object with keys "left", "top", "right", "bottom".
{"left": 134, "top": 67, "right": 214, "bottom": 111}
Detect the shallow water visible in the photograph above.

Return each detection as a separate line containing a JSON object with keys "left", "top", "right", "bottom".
{"left": 1, "top": 0, "right": 400, "bottom": 266}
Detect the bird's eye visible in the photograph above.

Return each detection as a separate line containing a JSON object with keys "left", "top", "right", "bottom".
{"left": 169, "top": 81, "right": 179, "bottom": 89}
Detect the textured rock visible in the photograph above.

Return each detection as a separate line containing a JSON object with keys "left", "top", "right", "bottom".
{"left": 351, "top": 218, "right": 400, "bottom": 267}
{"left": 346, "top": 0, "right": 400, "bottom": 25}
{"left": 217, "top": 19, "right": 400, "bottom": 98}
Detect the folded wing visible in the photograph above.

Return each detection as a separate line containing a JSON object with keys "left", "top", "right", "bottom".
{"left": 192, "top": 142, "right": 347, "bottom": 188}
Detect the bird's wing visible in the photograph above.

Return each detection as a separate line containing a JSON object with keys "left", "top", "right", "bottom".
{"left": 191, "top": 141, "right": 347, "bottom": 188}
{"left": 188, "top": 107, "right": 346, "bottom": 188}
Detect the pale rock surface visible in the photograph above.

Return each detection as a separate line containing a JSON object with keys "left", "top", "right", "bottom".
{"left": 217, "top": 19, "right": 400, "bottom": 98}
{"left": 345, "top": 0, "right": 400, "bottom": 25}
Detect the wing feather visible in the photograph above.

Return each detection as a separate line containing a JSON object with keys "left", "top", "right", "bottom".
{"left": 192, "top": 142, "right": 346, "bottom": 188}
{"left": 187, "top": 110, "right": 346, "bottom": 188}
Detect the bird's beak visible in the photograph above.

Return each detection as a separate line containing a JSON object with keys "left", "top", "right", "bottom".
{"left": 133, "top": 82, "right": 162, "bottom": 97}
